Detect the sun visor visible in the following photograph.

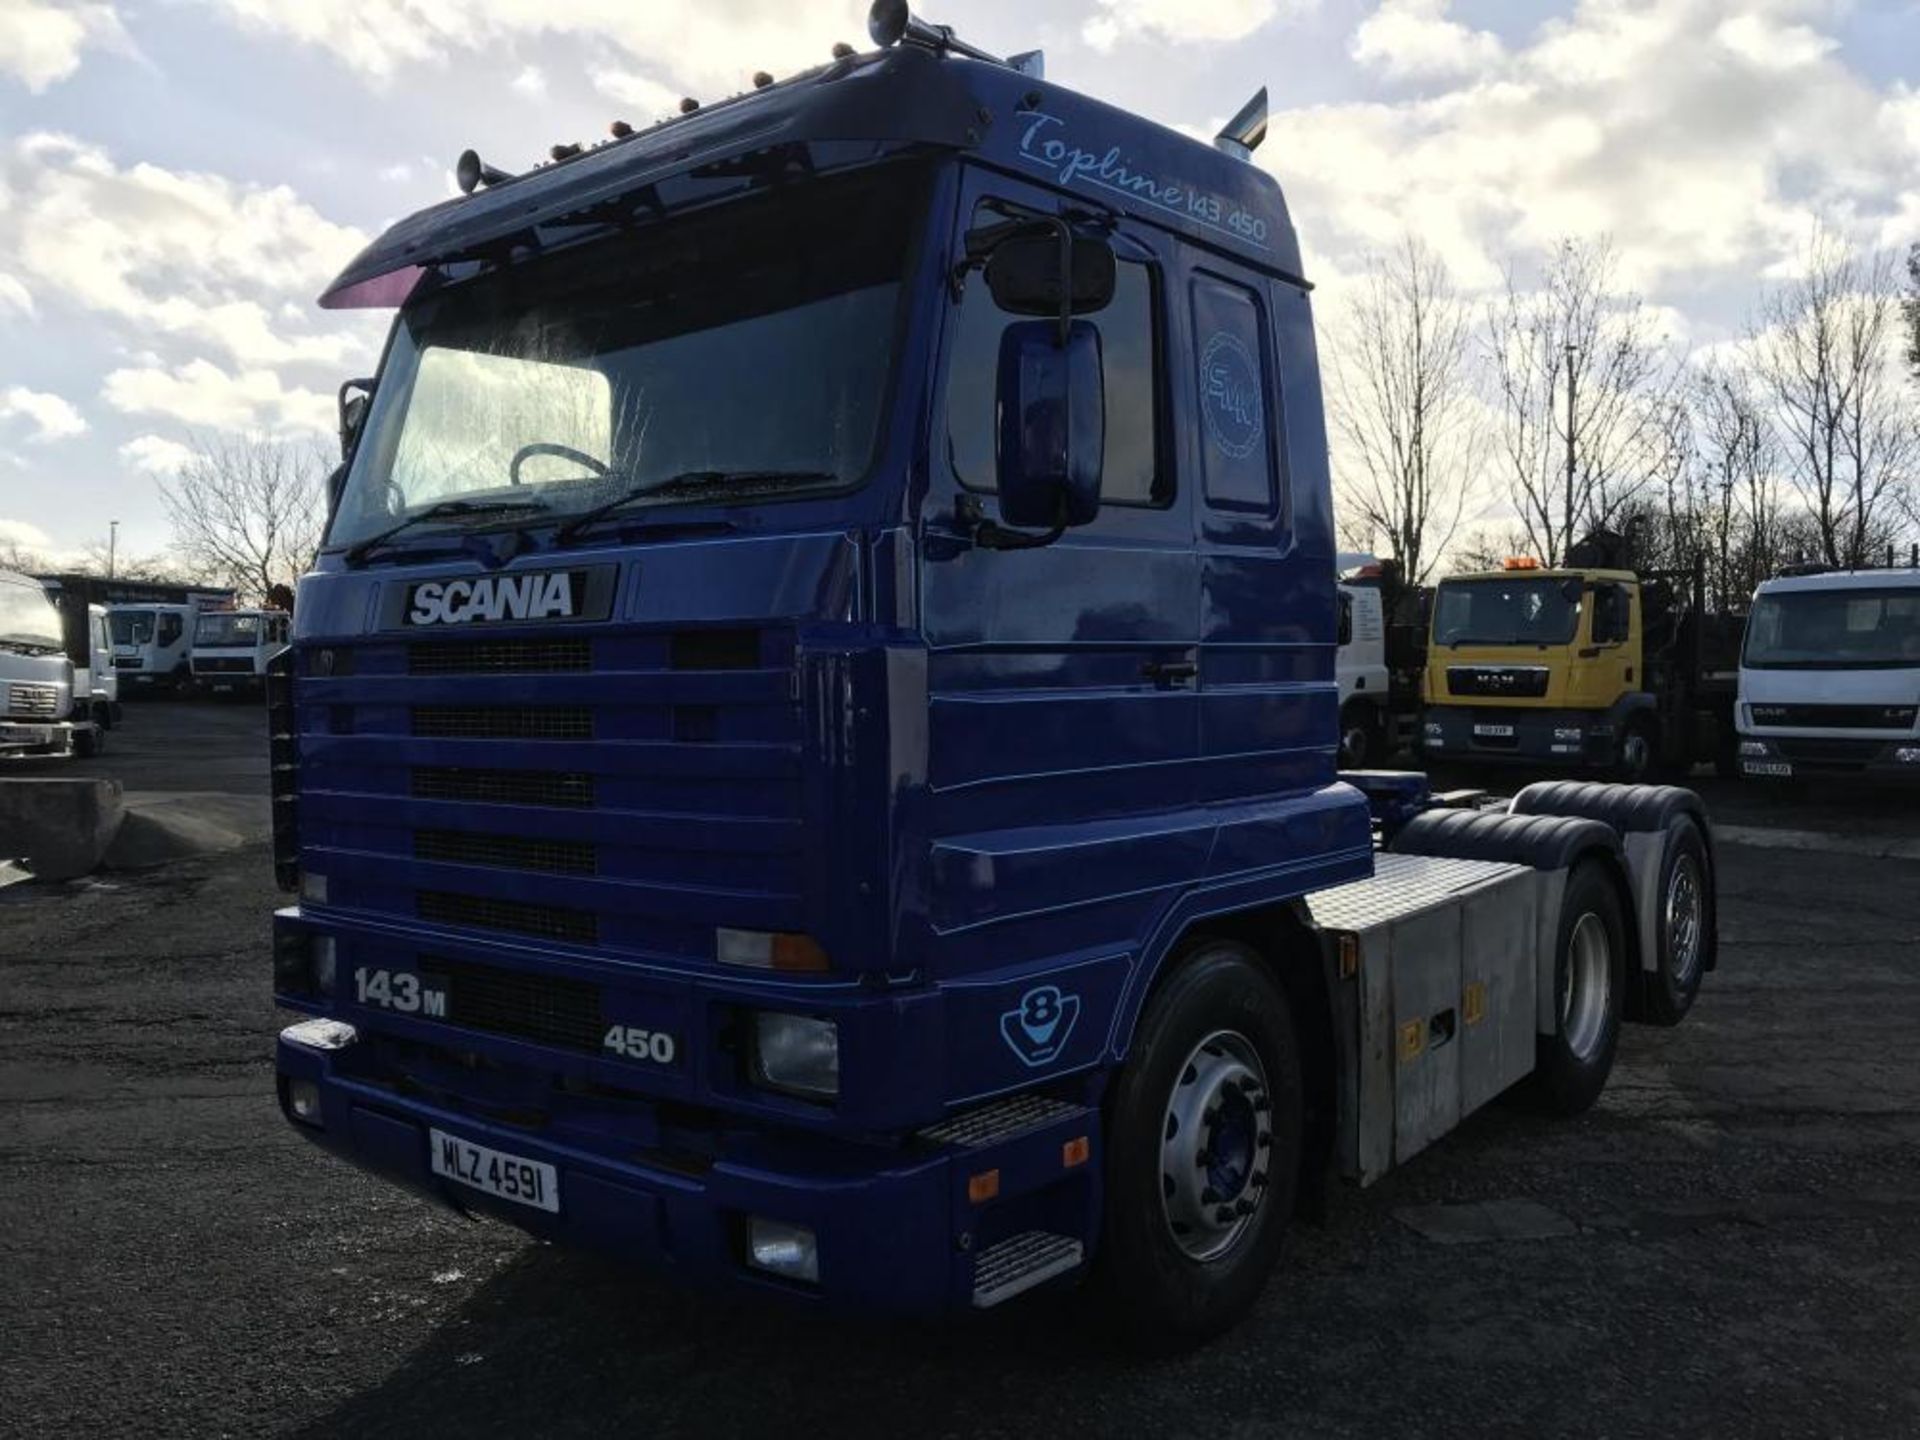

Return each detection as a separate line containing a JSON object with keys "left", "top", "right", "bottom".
{"left": 317, "top": 48, "right": 980, "bottom": 311}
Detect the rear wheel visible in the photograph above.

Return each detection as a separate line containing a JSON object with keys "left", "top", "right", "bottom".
{"left": 1098, "top": 942, "right": 1302, "bottom": 1348}
{"left": 1529, "top": 860, "right": 1628, "bottom": 1116}
{"left": 1643, "top": 816, "right": 1710, "bottom": 1025}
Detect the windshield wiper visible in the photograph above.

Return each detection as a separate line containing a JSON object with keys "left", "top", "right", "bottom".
{"left": 344, "top": 498, "right": 553, "bottom": 566}
{"left": 0, "top": 634, "right": 63, "bottom": 655}
{"left": 552, "top": 470, "right": 833, "bottom": 545}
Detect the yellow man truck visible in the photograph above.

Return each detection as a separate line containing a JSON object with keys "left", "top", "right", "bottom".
{"left": 1419, "top": 552, "right": 1740, "bottom": 781}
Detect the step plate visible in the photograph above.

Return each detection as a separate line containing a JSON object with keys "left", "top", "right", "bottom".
{"left": 971, "top": 1231, "right": 1084, "bottom": 1309}
{"left": 918, "top": 1093, "right": 1078, "bottom": 1148}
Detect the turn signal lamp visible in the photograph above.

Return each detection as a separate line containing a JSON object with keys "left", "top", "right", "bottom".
{"left": 716, "top": 929, "right": 830, "bottom": 972}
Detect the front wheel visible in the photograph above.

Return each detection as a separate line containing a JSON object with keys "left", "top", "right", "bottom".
{"left": 1613, "top": 718, "right": 1656, "bottom": 782}
{"left": 1643, "top": 816, "right": 1710, "bottom": 1025}
{"left": 1338, "top": 703, "right": 1380, "bottom": 769}
{"left": 1097, "top": 942, "right": 1303, "bottom": 1348}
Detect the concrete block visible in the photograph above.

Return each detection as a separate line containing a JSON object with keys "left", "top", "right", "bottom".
{"left": 0, "top": 777, "right": 126, "bottom": 881}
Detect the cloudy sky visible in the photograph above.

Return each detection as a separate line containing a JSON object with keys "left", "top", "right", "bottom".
{"left": 1, "top": 0, "right": 1916, "bottom": 563}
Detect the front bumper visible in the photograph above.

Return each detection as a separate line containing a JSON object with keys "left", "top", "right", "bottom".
{"left": 277, "top": 1020, "right": 1098, "bottom": 1315}
{"left": 1737, "top": 733, "right": 1920, "bottom": 782}
{"left": 1421, "top": 706, "right": 1614, "bottom": 767}
{"left": 0, "top": 719, "right": 78, "bottom": 752}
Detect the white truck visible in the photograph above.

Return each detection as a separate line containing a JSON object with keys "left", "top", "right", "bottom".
{"left": 0, "top": 569, "right": 106, "bottom": 757}
{"left": 1337, "top": 554, "right": 1423, "bottom": 768}
{"left": 1737, "top": 566, "right": 1920, "bottom": 783}
{"left": 110, "top": 602, "right": 200, "bottom": 694}
{"left": 191, "top": 608, "right": 291, "bottom": 697}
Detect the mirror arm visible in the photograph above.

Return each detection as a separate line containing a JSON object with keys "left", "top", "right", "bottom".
{"left": 955, "top": 493, "right": 1067, "bottom": 552}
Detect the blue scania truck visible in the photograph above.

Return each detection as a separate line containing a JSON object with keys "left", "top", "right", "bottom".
{"left": 272, "top": 3, "right": 1719, "bottom": 1343}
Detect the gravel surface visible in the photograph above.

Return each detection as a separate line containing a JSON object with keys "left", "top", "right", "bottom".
{"left": 3, "top": 711, "right": 1917, "bottom": 1438}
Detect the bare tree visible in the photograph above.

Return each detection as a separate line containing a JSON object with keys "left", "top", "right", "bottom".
{"left": 158, "top": 435, "right": 326, "bottom": 603}
{"left": 1485, "top": 239, "right": 1684, "bottom": 566}
{"left": 0, "top": 538, "right": 52, "bottom": 573}
{"left": 1326, "top": 236, "right": 1481, "bottom": 583}
{"left": 1689, "top": 362, "right": 1783, "bottom": 602}
{"left": 1750, "top": 230, "right": 1918, "bottom": 568}
{"left": 1904, "top": 241, "right": 1920, "bottom": 388}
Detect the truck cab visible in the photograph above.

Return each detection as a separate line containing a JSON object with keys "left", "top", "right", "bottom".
{"left": 192, "top": 609, "right": 290, "bottom": 696}
{"left": 0, "top": 569, "right": 92, "bottom": 757}
{"left": 1737, "top": 567, "right": 1920, "bottom": 782}
{"left": 111, "top": 603, "right": 197, "bottom": 693}
{"left": 269, "top": 5, "right": 1717, "bottom": 1341}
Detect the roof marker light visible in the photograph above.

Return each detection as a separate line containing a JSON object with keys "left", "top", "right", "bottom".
{"left": 678, "top": 96, "right": 699, "bottom": 114}
{"left": 753, "top": 70, "right": 774, "bottom": 89}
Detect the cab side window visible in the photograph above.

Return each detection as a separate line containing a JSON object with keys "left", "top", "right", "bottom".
{"left": 1191, "top": 274, "right": 1278, "bottom": 513}
{"left": 158, "top": 614, "right": 182, "bottom": 647}
{"left": 1592, "top": 585, "right": 1631, "bottom": 644}
{"left": 947, "top": 216, "right": 1167, "bottom": 507}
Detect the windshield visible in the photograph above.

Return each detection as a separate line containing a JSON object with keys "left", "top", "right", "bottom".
{"left": 112, "top": 610, "right": 156, "bottom": 645}
{"left": 326, "top": 165, "right": 925, "bottom": 549}
{"left": 1744, "top": 586, "right": 1920, "bottom": 669}
{"left": 0, "top": 576, "right": 62, "bottom": 650}
{"left": 1433, "top": 578, "right": 1581, "bottom": 646}
{"left": 196, "top": 613, "right": 262, "bottom": 647}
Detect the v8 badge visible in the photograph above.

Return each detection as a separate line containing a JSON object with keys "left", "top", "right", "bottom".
{"left": 1001, "top": 984, "right": 1080, "bottom": 1069}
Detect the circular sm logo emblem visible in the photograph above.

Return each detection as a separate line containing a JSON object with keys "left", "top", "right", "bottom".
{"left": 1199, "top": 331, "right": 1263, "bottom": 460}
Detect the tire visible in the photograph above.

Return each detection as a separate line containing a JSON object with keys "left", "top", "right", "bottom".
{"left": 1338, "top": 703, "right": 1380, "bottom": 769}
{"left": 73, "top": 722, "right": 102, "bottom": 758}
{"left": 1528, "top": 860, "right": 1628, "bottom": 1116}
{"left": 1097, "top": 942, "right": 1303, "bottom": 1348}
{"left": 1613, "top": 718, "right": 1655, "bottom": 783}
{"left": 1642, "top": 816, "right": 1710, "bottom": 1026}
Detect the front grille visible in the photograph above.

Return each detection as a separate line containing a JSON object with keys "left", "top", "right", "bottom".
{"left": 1447, "top": 665, "right": 1550, "bottom": 698}
{"left": 114, "top": 656, "right": 144, "bottom": 670}
{"left": 411, "top": 767, "right": 595, "bottom": 807}
{"left": 423, "top": 956, "right": 605, "bottom": 1052}
{"left": 671, "top": 628, "right": 761, "bottom": 670}
{"left": 1751, "top": 703, "right": 1917, "bottom": 730}
{"left": 7, "top": 683, "right": 58, "bottom": 717}
{"left": 418, "top": 889, "right": 598, "bottom": 944}
{"left": 409, "top": 638, "right": 592, "bottom": 675}
{"left": 1774, "top": 736, "right": 1880, "bottom": 770}
{"left": 196, "top": 657, "right": 254, "bottom": 674}
{"left": 412, "top": 706, "right": 593, "bottom": 740}
{"left": 415, "top": 828, "right": 597, "bottom": 876}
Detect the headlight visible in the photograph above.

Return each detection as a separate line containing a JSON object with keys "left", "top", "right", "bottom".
{"left": 1894, "top": 747, "right": 1920, "bottom": 765}
{"left": 285, "top": 1078, "right": 324, "bottom": 1127}
{"left": 750, "top": 1013, "right": 839, "bottom": 1100}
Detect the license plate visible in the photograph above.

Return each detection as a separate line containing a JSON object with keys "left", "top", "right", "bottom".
{"left": 1744, "top": 761, "right": 1793, "bottom": 777}
{"left": 0, "top": 723, "right": 53, "bottom": 743}
{"left": 1474, "top": 724, "right": 1515, "bottom": 738}
{"left": 429, "top": 1128, "right": 559, "bottom": 1212}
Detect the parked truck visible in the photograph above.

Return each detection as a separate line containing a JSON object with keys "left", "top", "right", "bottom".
{"left": 1737, "top": 565, "right": 1920, "bottom": 783}
{"left": 1420, "top": 537, "right": 1741, "bottom": 781}
{"left": 1336, "top": 554, "right": 1425, "bottom": 767}
{"left": 271, "top": 4, "right": 1719, "bottom": 1343}
{"left": 111, "top": 602, "right": 201, "bottom": 693}
{"left": 0, "top": 570, "right": 105, "bottom": 757}
{"left": 191, "top": 608, "right": 291, "bottom": 696}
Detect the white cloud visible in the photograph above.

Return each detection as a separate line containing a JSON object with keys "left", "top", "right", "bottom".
{"left": 102, "top": 358, "right": 333, "bottom": 434}
{"left": 0, "top": 133, "right": 372, "bottom": 369}
{"left": 1269, "top": 0, "right": 1920, "bottom": 295}
{"left": 510, "top": 64, "right": 546, "bottom": 98}
{"left": 1352, "top": 0, "right": 1504, "bottom": 82}
{"left": 0, "top": 0, "right": 125, "bottom": 92}
{"left": 0, "top": 384, "right": 87, "bottom": 442}
{"left": 1083, "top": 0, "right": 1312, "bottom": 50}
{"left": 0, "top": 271, "right": 32, "bottom": 318}
{"left": 118, "top": 434, "right": 195, "bottom": 474}
{"left": 590, "top": 66, "right": 682, "bottom": 119}
{"left": 0, "top": 516, "right": 55, "bottom": 550}
{"left": 190, "top": 0, "right": 871, "bottom": 92}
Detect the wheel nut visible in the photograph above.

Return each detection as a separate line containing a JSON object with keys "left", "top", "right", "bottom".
{"left": 1251, "top": 1172, "right": 1268, "bottom": 1189}
{"left": 1257, "top": 1134, "right": 1272, "bottom": 1150}
{"left": 1235, "top": 1198, "right": 1254, "bottom": 1216}
{"left": 1252, "top": 1096, "right": 1270, "bottom": 1112}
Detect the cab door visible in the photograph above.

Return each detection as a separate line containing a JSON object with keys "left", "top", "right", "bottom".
{"left": 917, "top": 170, "right": 1199, "bottom": 954}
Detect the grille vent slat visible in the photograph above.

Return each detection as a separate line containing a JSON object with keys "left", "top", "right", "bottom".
{"left": 412, "top": 706, "right": 593, "bottom": 740}
{"left": 423, "top": 956, "right": 604, "bottom": 1051}
{"left": 409, "top": 638, "right": 592, "bottom": 675}
{"left": 415, "top": 828, "right": 597, "bottom": 876}
{"left": 411, "top": 768, "right": 595, "bottom": 807}
{"left": 418, "top": 890, "right": 598, "bottom": 943}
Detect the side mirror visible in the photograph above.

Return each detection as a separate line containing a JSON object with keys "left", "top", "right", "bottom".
{"left": 338, "top": 377, "right": 375, "bottom": 461}
{"left": 985, "top": 231, "right": 1116, "bottom": 320}
{"left": 995, "top": 319, "right": 1104, "bottom": 529}
{"left": 1337, "top": 590, "right": 1354, "bottom": 647}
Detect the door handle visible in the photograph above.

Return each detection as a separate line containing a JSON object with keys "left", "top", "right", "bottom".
{"left": 1142, "top": 659, "right": 1198, "bottom": 686}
